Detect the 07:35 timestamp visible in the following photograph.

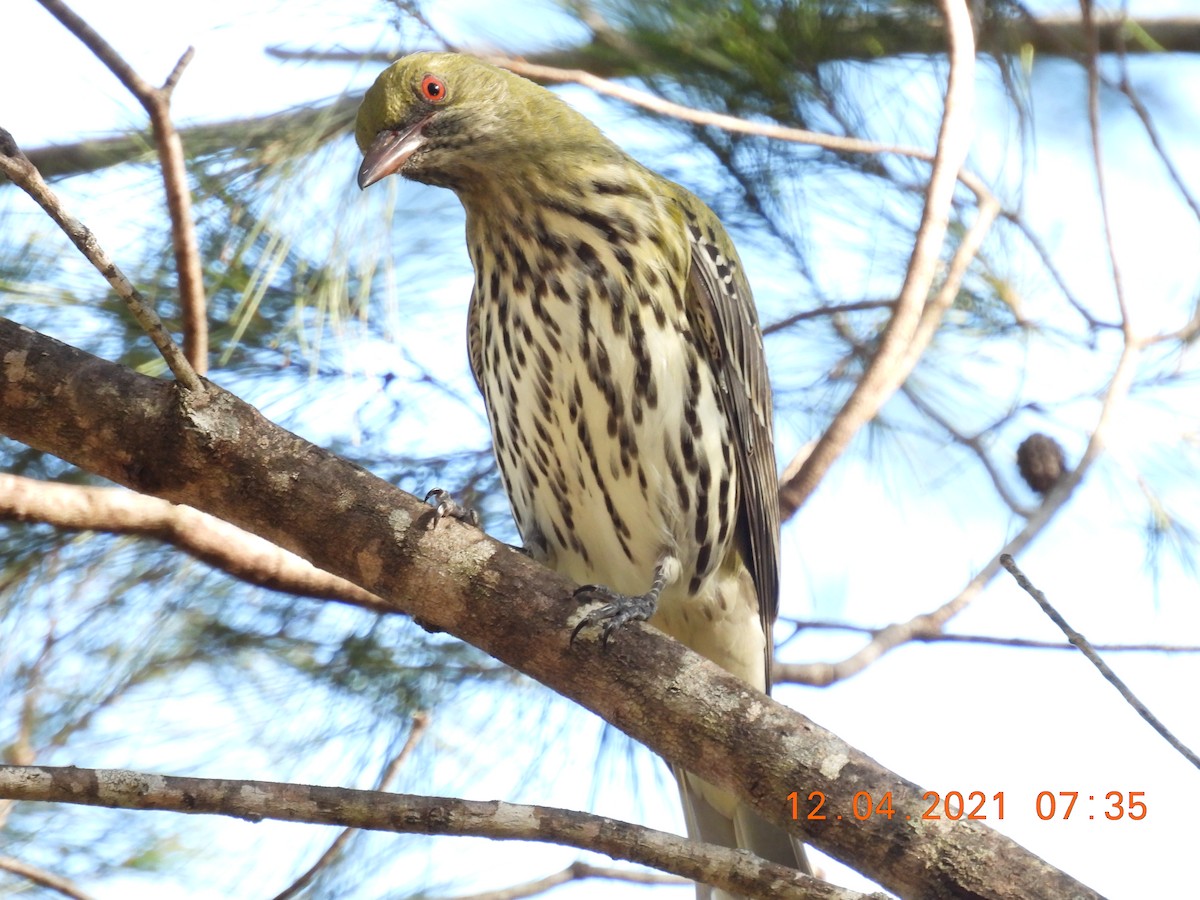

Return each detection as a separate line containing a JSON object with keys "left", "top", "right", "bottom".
{"left": 788, "top": 790, "right": 1148, "bottom": 822}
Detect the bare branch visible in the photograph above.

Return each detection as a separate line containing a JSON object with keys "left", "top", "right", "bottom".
{"left": 35, "top": 0, "right": 209, "bottom": 373}
{"left": 0, "top": 129, "right": 202, "bottom": 392}
{"left": 1000, "top": 210, "right": 1118, "bottom": 333}
{"left": 0, "top": 474, "right": 382, "bottom": 611}
{"left": 999, "top": 555, "right": 1200, "bottom": 770}
{"left": 763, "top": 300, "right": 896, "bottom": 336}
{"left": 776, "top": 618, "right": 1200, "bottom": 656}
{"left": 779, "top": 191, "right": 1005, "bottom": 511}
{"left": 1114, "top": 62, "right": 1200, "bottom": 230}
{"left": 0, "top": 766, "right": 855, "bottom": 900}
{"left": 1079, "top": 0, "right": 1132, "bottom": 335}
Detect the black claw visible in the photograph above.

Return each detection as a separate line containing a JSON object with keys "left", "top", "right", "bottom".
{"left": 571, "top": 584, "right": 656, "bottom": 646}
{"left": 424, "top": 487, "right": 480, "bottom": 527}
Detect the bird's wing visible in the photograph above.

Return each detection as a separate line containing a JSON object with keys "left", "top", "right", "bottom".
{"left": 678, "top": 194, "right": 780, "bottom": 682}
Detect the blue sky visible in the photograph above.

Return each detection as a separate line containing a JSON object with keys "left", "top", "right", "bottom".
{"left": 3, "top": 1, "right": 1199, "bottom": 898}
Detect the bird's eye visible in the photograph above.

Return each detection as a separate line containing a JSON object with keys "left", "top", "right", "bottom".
{"left": 420, "top": 74, "right": 447, "bottom": 103}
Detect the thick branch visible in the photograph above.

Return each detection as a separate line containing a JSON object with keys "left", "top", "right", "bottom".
{"left": 0, "top": 318, "right": 1103, "bottom": 900}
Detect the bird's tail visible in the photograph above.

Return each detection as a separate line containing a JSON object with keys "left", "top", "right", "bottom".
{"left": 675, "top": 766, "right": 811, "bottom": 900}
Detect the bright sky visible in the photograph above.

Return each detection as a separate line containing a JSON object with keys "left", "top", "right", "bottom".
{"left": 3, "top": 1, "right": 1199, "bottom": 899}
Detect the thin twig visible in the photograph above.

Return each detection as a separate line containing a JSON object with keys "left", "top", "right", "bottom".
{"left": 0, "top": 857, "right": 96, "bottom": 900}
{"left": 36, "top": 0, "right": 209, "bottom": 373}
{"left": 439, "top": 862, "right": 685, "bottom": 900}
{"left": 1079, "top": 0, "right": 1132, "bottom": 335}
{"left": 763, "top": 299, "right": 896, "bottom": 336}
{"left": 1114, "top": 69, "right": 1200, "bottom": 228}
{"left": 1000, "top": 210, "right": 1118, "bottom": 333}
{"left": 898, "top": 382, "right": 1033, "bottom": 517}
{"left": 1012, "top": 0, "right": 1200, "bottom": 230}
{"left": 272, "top": 713, "right": 431, "bottom": 900}
{"left": 775, "top": 618, "right": 1200, "bottom": 654}
{"left": 0, "top": 129, "right": 202, "bottom": 392}
{"left": 999, "top": 554, "right": 1200, "bottom": 770}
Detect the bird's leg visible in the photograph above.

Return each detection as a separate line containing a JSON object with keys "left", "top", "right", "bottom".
{"left": 571, "top": 562, "right": 671, "bottom": 646}
{"left": 424, "top": 488, "right": 480, "bottom": 527}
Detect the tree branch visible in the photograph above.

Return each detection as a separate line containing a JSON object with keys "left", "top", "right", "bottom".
{"left": 1079, "top": 0, "right": 1132, "bottom": 335}
{"left": 0, "top": 473, "right": 384, "bottom": 610}
{"left": 775, "top": 618, "right": 1200, "bottom": 656}
{"left": 35, "top": 0, "right": 209, "bottom": 373}
{"left": 0, "top": 318, "right": 1102, "bottom": 900}
{"left": 8, "top": 97, "right": 360, "bottom": 183}
{"left": 0, "top": 129, "right": 201, "bottom": 392}
{"left": 999, "top": 555, "right": 1200, "bottom": 769}
{"left": 0, "top": 766, "right": 854, "bottom": 900}
{"left": 481, "top": 53, "right": 996, "bottom": 208}
{"left": 0, "top": 856, "right": 95, "bottom": 900}
{"left": 777, "top": 0, "right": 979, "bottom": 519}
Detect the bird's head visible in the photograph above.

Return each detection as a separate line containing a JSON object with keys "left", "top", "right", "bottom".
{"left": 355, "top": 52, "right": 615, "bottom": 195}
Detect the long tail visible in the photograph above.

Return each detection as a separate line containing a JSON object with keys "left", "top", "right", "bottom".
{"left": 675, "top": 766, "right": 811, "bottom": 900}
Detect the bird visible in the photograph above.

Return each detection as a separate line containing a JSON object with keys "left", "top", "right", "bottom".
{"left": 356, "top": 52, "right": 807, "bottom": 897}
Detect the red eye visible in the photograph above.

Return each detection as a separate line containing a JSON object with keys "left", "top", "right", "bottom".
{"left": 420, "top": 74, "right": 447, "bottom": 103}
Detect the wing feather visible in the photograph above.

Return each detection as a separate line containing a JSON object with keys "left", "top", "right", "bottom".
{"left": 678, "top": 193, "right": 780, "bottom": 686}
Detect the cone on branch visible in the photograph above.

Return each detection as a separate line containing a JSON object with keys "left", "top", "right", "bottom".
{"left": 1016, "top": 433, "right": 1068, "bottom": 495}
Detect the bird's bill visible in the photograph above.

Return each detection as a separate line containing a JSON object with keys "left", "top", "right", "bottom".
{"left": 357, "top": 125, "right": 425, "bottom": 189}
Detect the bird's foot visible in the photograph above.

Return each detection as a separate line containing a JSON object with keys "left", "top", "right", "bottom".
{"left": 424, "top": 488, "right": 480, "bottom": 528}
{"left": 571, "top": 584, "right": 657, "bottom": 646}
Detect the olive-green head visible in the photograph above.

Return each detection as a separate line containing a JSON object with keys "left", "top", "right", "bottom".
{"left": 355, "top": 52, "right": 618, "bottom": 194}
